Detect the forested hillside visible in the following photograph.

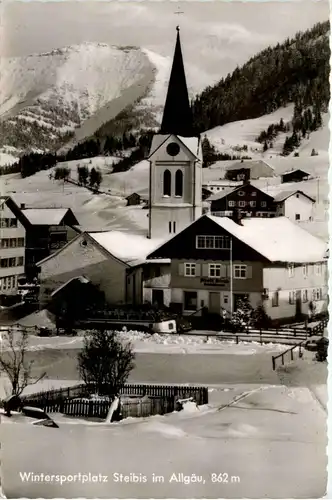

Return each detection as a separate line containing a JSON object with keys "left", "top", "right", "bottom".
{"left": 191, "top": 21, "right": 330, "bottom": 134}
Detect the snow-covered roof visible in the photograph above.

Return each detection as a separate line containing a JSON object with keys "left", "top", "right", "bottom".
{"left": 208, "top": 215, "right": 326, "bottom": 263}
{"left": 225, "top": 160, "right": 274, "bottom": 172}
{"left": 206, "top": 187, "right": 237, "bottom": 201}
{"left": 149, "top": 134, "right": 200, "bottom": 159}
{"left": 51, "top": 276, "right": 90, "bottom": 297}
{"left": 273, "top": 190, "right": 315, "bottom": 203}
{"left": 22, "top": 208, "right": 69, "bottom": 225}
{"left": 89, "top": 231, "right": 168, "bottom": 266}
{"left": 280, "top": 168, "right": 309, "bottom": 176}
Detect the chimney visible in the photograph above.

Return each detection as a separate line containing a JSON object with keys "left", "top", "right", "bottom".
{"left": 20, "top": 203, "right": 26, "bottom": 210}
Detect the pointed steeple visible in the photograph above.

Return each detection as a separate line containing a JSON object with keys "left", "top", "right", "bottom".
{"left": 160, "top": 27, "right": 194, "bottom": 137}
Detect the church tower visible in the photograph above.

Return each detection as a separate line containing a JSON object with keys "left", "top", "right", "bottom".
{"left": 148, "top": 27, "right": 202, "bottom": 239}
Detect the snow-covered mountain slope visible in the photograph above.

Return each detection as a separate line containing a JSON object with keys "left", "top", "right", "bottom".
{"left": 205, "top": 106, "right": 329, "bottom": 159}
{"left": 0, "top": 43, "right": 154, "bottom": 152}
{"left": 0, "top": 42, "right": 211, "bottom": 154}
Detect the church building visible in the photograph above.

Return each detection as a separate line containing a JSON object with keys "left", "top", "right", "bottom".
{"left": 148, "top": 27, "right": 203, "bottom": 239}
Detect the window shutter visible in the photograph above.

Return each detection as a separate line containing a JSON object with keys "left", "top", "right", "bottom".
{"left": 220, "top": 264, "right": 227, "bottom": 277}
{"left": 195, "top": 264, "right": 201, "bottom": 277}
{"left": 225, "top": 264, "right": 230, "bottom": 277}
{"left": 178, "top": 263, "right": 184, "bottom": 276}
{"left": 246, "top": 265, "right": 252, "bottom": 278}
{"left": 202, "top": 263, "right": 209, "bottom": 277}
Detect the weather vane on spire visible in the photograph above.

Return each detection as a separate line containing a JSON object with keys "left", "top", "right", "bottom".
{"left": 174, "top": 5, "right": 184, "bottom": 30}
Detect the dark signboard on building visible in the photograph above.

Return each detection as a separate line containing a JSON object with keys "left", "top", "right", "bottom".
{"left": 200, "top": 277, "right": 230, "bottom": 287}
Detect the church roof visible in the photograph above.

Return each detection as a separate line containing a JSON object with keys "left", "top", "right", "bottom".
{"left": 160, "top": 27, "right": 194, "bottom": 138}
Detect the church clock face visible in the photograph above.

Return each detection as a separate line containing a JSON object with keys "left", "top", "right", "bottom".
{"left": 166, "top": 142, "right": 180, "bottom": 157}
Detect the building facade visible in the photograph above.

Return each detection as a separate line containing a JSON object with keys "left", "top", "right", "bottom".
{"left": 37, "top": 233, "right": 129, "bottom": 308}
{"left": 209, "top": 182, "right": 276, "bottom": 218}
{"left": 274, "top": 190, "right": 315, "bottom": 222}
{"left": 6, "top": 199, "right": 79, "bottom": 280}
{"left": 148, "top": 135, "right": 202, "bottom": 239}
{"left": 147, "top": 214, "right": 328, "bottom": 322}
{"left": 281, "top": 169, "right": 309, "bottom": 183}
{"left": 0, "top": 197, "right": 25, "bottom": 298}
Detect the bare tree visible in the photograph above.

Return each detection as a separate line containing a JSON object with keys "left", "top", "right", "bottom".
{"left": 0, "top": 328, "right": 46, "bottom": 396}
{"left": 78, "top": 330, "right": 135, "bottom": 395}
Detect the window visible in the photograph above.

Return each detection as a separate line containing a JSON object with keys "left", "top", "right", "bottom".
{"left": 163, "top": 170, "right": 171, "bottom": 196}
{"left": 173, "top": 221, "right": 176, "bottom": 233}
{"left": 289, "top": 291, "right": 296, "bottom": 304}
{"left": 9, "top": 239, "right": 17, "bottom": 248}
{"left": 249, "top": 201, "right": 256, "bottom": 207}
{"left": 169, "top": 221, "right": 172, "bottom": 234}
{"left": 272, "top": 291, "right": 279, "bottom": 307}
{"left": 175, "top": 170, "right": 183, "bottom": 197}
{"left": 288, "top": 263, "right": 294, "bottom": 278}
{"left": 234, "top": 264, "right": 247, "bottom": 279}
{"left": 295, "top": 214, "right": 300, "bottom": 221}
{"left": 315, "top": 264, "right": 322, "bottom": 276}
{"left": 0, "top": 239, "right": 8, "bottom": 248}
{"left": 196, "top": 235, "right": 230, "bottom": 249}
{"left": 313, "top": 288, "right": 322, "bottom": 301}
{"left": 302, "top": 264, "right": 308, "bottom": 277}
{"left": 239, "top": 201, "right": 246, "bottom": 207}
{"left": 228, "top": 201, "right": 235, "bottom": 207}
{"left": 10, "top": 218, "right": 17, "bottom": 228}
{"left": 224, "top": 295, "right": 229, "bottom": 304}
{"left": 184, "top": 263, "right": 196, "bottom": 277}
{"left": 209, "top": 264, "right": 221, "bottom": 278}
{"left": 238, "top": 191, "right": 245, "bottom": 196}
{"left": 251, "top": 191, "right": 257, "bottom": 197}
{"left": 302, "top": 289, "right": 308, "bottom": 303}
{"left": 0, "top": 259, "right": 9, "bottom": 268}
{"left": 296, "top": 194, "right": 299, "bottom": 198}
{"left": 17, "top": 256, "right": 24, "bottom": 266}
{"left": 184, "top": 291, "right": 197, "bottom": 311}
{"left": 261, "top": 201, "right": 267, "bottom": 207}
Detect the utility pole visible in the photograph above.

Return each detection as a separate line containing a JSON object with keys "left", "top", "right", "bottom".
{"left": 230, "top": 237, "right": 233, "bottom": 316}
{"left": 317, "top": 178, "right": 320, "bottom": 204}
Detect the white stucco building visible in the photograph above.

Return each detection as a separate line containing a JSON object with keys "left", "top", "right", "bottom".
{"left": 0, "top": 196, "right": 25, "bottom": 297}
{"left": 274, "top": 190, "right": 315, "bottom": 222}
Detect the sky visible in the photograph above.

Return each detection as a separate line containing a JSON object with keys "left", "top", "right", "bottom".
{"left": 1, "top": 1, "right": 329, "bottom": 83}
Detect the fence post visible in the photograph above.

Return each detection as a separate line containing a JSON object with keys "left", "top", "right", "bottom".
{"left": 282, "top": 354, "right": 284, "bottom": 365}
{"left": 291, "top": 349, "right": 294, "bottom": 361}
{"left": 272, "top": 357, "right": 275, "bottom": 371}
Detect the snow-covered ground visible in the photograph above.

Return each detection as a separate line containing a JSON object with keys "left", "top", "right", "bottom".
{"left": 1, "top": 380, "right": 327, "bottom": 498}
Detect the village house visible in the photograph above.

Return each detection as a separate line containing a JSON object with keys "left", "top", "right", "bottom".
{"left": 147, "top": 214, "right": 328, "bottom": 323}
{"left": 217, "top": 159, "right": 275, "bottom": 181}
{"left": 0, "top": 197, "right": 26, "bottom": 301}
{"left": 126, "top": 192, "right": 141, "bottom": 206}
{"left": 5, "top": 198, "right": 80, "bottom": 280}
{"left": 281, "top": 169, "right": 310, "bottom": 183}
{"left": 273, "top": 190, "right": 315, "bottom": 221}
{"left": 208, "top": 182, "right": 277, "bottom": 218}
{"left": 36, "top": 230, "right": 168, "bottom": 309}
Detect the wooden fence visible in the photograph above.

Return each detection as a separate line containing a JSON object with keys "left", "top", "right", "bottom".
{"left": 272, "top": 342, "right": 305, "bottom": 370}
{"left": 271, "top": 318, "right": 328, "bottom": 371}
{"left": 54, "top": 396, "right": 175, "bottom": 419}
{"left": 20, "top": 383, "right": 208, "bottom": 419}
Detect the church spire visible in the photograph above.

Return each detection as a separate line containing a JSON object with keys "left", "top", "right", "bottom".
{"left": 160, "top": 27, "right": 194, "bottom": 137}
